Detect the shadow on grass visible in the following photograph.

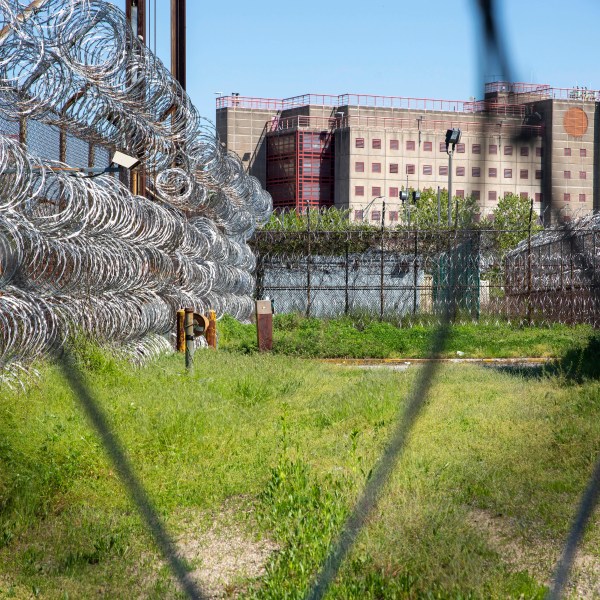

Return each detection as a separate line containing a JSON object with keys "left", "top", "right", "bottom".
{"left": 554, "top": 334, "right": 600, "bottom": 383}
{"left": 483, "top": 334, "right": 600, "bottom": 384}
{"left": 484, "top": 363, "right": 550, "bottom": 380}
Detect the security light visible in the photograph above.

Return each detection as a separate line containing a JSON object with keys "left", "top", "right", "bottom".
{"left": 399, "top": 190, "right": 408, "bottom": 204}
{"left": 445, "top": 128, "right": 461, "bottom": 149}
{"left": 112, "top": 151, "right": 141, "bottom": 170}
{"left": 412, "top": 191, "right": 421, "bottom": 203}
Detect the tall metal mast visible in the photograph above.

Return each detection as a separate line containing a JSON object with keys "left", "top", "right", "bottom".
{"left": 171, "top": 0, "right": 186, "bottom": 90}
{"left": 125, "top": 0, "right": 146, "bottom": 42}
{"left": 125, "top": 0, "right": 146, "bottom": 196}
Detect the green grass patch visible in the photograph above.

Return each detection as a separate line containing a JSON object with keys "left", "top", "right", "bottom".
{"left": 1, "top": 340, "right": 599, "bottom": 597}
{"left": 219, "top": 313, "right": 593, "bottom": 359}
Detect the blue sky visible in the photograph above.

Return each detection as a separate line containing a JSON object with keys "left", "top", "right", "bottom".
{"left": 108, "top": 0, "right": 600, "bottom": 122}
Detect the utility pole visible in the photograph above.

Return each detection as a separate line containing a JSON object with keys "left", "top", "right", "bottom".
{"left": 126, "top": 0, "right": 145, "bottom": 40}
{"left": 125, "top": 0, "right": 146, "bottom": 197}
{"left": 171, "top": 0, "right": 187, "bottom": 90}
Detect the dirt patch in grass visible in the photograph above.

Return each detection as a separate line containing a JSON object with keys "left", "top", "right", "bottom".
{"left": 176, "top": 501, "right": 278, "bottom": 598}
{"left": 468, "top": 507, "right": 600, "bottom": 598}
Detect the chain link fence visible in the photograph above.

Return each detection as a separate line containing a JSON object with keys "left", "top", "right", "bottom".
{"left": 0, "top": 114, "right": 113, "bottom": 170}
{"left": 252, "top": 221, "right": 600, "bottom": 327}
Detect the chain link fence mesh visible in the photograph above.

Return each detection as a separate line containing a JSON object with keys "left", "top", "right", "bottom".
{"left": 252, "top": 222, "right": 600, "bottom": 327}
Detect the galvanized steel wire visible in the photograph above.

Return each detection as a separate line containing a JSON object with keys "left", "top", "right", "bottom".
{"left": 0, "top": 0, "right": 272, "bottom": 383}
{"left": 252, "top": 224, "right": 600, "bottom": 327}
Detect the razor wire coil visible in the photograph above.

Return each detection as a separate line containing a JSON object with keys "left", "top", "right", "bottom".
{"left": 0, "top": 0, "right": 273, "bottom": 380}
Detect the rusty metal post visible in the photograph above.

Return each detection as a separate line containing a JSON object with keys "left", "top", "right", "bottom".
{"left": 88, "top": 143, "right": 95, "bottom": 170}
{"left": 184, "top": 307, "right": 194, "bottom": 370}
{"left": 59, "top": 127, "right": 67, "bottom": 163}
{"left": 176, "top": 309, "right": 185, "bottom": 352}
{"left": 206, "top": 310, "right": 217, "bottom": 349}
{"left": 19, "top": 116, "right": 26, "bottom": 147}
{"left": 171, "top": 0, "right": 186, "bottom": 90}
{"left": 256, "top": 300, "right": 273, "bottom": 352}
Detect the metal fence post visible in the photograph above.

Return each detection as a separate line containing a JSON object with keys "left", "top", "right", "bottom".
{"left": 88, "top": 142, "right": 96, "bottom": 170}
{"left": 19, "top": 116, "right": 26, "bottom": 147}
{"left": 306, "top": 209, "right": 311, "bottom": 317}
{"left": 184, "top": 308, "right": 194, "bottom": 370}
{"left": 413, "top": 231, "right": 418, "bottom": 315}
{"left": 344, "top": 239, "right": 349, "bottom": 315}
{"left": 176, "top": 309, "right": 185, "bottom": 352}
{"left": 254, "top": 252, "right": 264, "bottom": 301}
{"left": 527, "top": 199, "right": 533, "bottom": 325}
{"left": 380, "top": 201, "right": 385, "bottom": 320}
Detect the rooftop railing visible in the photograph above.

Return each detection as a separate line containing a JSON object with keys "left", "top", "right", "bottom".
{"left": 267, "top": 114, "right": 542, "bottom": 136}
{"left": 485, "top": 81, "right": 600, "bottom": 102}
{"left": 216, "top": 94, "right": 524, "bottom": 116}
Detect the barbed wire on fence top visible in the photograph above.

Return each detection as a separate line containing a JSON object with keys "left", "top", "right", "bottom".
{"left": 0, "top": 0, "right": 272, "bottom": 233}
{"left": 252, "top": 223, "right": 600, "bottom": 328}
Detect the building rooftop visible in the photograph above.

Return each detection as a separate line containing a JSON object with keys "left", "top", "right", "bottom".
{"left": 216, "top": 82, "right": 600, "bottom": 113}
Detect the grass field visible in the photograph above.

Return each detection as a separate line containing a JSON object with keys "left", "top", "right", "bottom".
{"left": 0, "top": 332, "right": 599, "bottom": 598}
{"left": 219, "top": 314, "right": 594, "bottom": 360}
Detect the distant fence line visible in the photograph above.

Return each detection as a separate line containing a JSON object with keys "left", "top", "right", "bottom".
{"left": 251, "top": 224, "right": 600, "bottom": 326}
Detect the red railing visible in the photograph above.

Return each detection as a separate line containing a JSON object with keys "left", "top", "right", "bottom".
{"left": 282, "top": 94, "right": 341, "bottom": 109}
{"left": 215, "top": 93, "right": 524, "bottom": 115}
{"left": 336, "top": 94, "right": 524, "bottom": 115}
{"left": 485, "top": 81, "right": 552, "bottom": 95}
{"left": 485, "top": 81, "right": 600, "bottom": 102}
{"left": 268, "top": 114, "right": 542, "bottom": 136}
{"left": 216, "top": 84, "right": 599, "bottom": 113}
{"left": 215, "top": 96, "right": 284, "bottom": 111}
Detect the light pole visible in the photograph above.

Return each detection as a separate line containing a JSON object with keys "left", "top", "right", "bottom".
{"left": 445, "top": 128, "right": 461, "bottom": 225}
{"left": 362, "top": 195, "right": 385, "bottom": 224}
{"left": 399, "top": 189, "right": 420, "bottom": 227}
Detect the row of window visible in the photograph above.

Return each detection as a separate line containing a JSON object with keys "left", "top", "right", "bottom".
{"left": 354, "top": 209, "right": 401, "bottom": 222}
{"left": 563, "top": 148, "right": 588, "bottom": 157}
{"left": 355, "top": 138, "right": 549, "bottom": 156}
{"left": 355, "top": 162, "right": 590, "bottom": 180}
{"left": 353, "top": 188, "right": 589, "bottom": 203}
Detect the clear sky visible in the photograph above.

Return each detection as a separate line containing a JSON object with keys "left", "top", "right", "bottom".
{"left": 108, "top": 0, "right": 600, "bottom": 122}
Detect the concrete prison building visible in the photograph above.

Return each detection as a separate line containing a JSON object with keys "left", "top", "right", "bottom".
{"left": 216, "top": 82, "right": 599, "bottom": 224}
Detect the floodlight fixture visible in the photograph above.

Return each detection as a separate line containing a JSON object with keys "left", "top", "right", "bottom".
{"left": 112, "top": 151, "right": 141, "bottom": 170}
{"left": 399, "top": 190, "right": 408, "bottom": 204}
{"left": 445, "top": 128, "right": 462, "bottom": 152}
{"left": 412, "top": 190, "right": 421, "bottom": 203}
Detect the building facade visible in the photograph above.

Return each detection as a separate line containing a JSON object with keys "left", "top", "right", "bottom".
{"left": 216, "top": 83, "right": 600, "bottom": 224}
